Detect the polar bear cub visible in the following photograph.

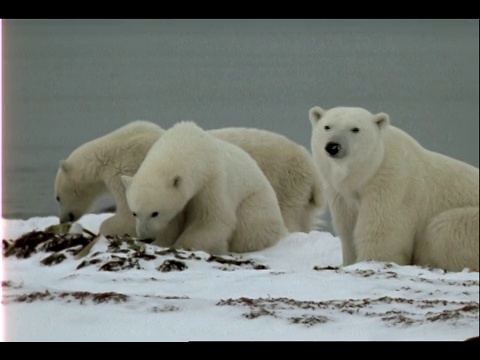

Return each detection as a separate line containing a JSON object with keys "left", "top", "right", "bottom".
{"left": 121, "top": 121, "right": 288, "bottom": 254}
{"left": 309, "top": 106, "right": 479, "bottom": 272}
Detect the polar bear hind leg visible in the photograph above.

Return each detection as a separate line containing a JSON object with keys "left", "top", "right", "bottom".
{"left": 229, "top": 191, "right": 287, "bottom": 253}
{"left": 415, "top": 206, "right": 479, "bottom": 272}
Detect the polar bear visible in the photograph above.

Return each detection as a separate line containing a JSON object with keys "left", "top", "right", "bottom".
{"left": 121, "top": 121, "right": 288, "bottom": 254}
{"left": 210, "top": 127, "right": 322, "bottom": 232}
{"left": 309, "top": 106, "right": 479, "bottom": 272}
{"left": 55, "top": 121, "right": 322, "bottom": 237}
{"left": 54, "top": 121, "right": 163, "bottom": 236}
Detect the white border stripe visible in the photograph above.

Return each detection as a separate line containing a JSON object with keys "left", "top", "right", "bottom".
{"left": 0, "top": 18, "right": 5, "bottom": 343}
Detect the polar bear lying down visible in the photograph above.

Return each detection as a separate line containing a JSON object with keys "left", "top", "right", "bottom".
{"left": 309, "top": 105, "right": 479, "bottom": 272}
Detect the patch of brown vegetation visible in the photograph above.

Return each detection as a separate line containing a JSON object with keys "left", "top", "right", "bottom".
{"left": 290, "top": 315, "right": 329, "bottom": 326}
{"left": 2, "top": 281, "right": 13, "bottom": 288}
{"left": 157, "top": 259, "right": 188, "bottom": 272}
{"left": 77, "top": 258, "right": 103, "bottom": 270}
{"left": 99, "top": 255, "right": 141, "bottom": 272}
{"left": 106, "top": 236, "right": 146, "bottom": 253}
{"left": 3, "top": 230, "right": 94, "bottom": 259}
{"left": 3, "top": 231, "right": 56, "bottom": 258}
{"left": 132, "top": 252, "right": 156, "bottom": 261}
{"left": 425, "top": 304, "right": 479, "bottom": 322}
{"left": 41, "top": 253, "right": 67, "bottom": 266}
{"left": 217, "top": 296, "right": 479, "bottom": 327}
{"left": 150, "top": 305, "right": 179, "bottom": 313}
{"left": 313, "top": 265, "right": 340, "bottom": 271}
{"left": 207, "top": 255, "right": 268, "bottom": 270}
{"left": 4, "top": 231, "right": 271, "bottom": 274}
{"left": 15, "top": 290, "right": 54, "bottom": 303}
{"left": 155, "top": 247, "right": 202, "bottom": 260}
{"left": 12, "top": 290, "right": 129, "bottom": 305}
{"left": 40, "top": 235, "right": 91, "bottom": 254}
{"left": 161, "top": 295, "right": 190, "bottom": 300}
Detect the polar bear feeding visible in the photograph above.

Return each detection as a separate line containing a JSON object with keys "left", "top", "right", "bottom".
{"left": 121, "top": 121, "right": 287, "bottom": 254}
{"left": 54, "top": 121, "right": 323, "bottom": 237}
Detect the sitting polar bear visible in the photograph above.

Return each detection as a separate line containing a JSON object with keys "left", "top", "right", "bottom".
{"left": 121, "top": 121, "right": 288, "bottom": 254}
{"left": 309, "top": 105, "right": 479, "bottom": 272}
{"left": 54, "top": 120, "right": 322, "bottom": 237}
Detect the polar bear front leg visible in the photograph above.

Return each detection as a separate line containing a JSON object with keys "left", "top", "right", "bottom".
{"left": 152, "top": 211, "right": 186, "bottom": 248}
{"left": 99, "top": 180, "right": 138, "bottom": 236}
{"left": 329, "top": 194, "right": 357, "bottom": 266}
{"left": 353, "top": 202, "right": 414, "bottom": 266}
{"left": 100, "top": 213, "right": 136, "bottom": 237}
{"left": 173, "top": 220, "right": 235, "bottom": 255}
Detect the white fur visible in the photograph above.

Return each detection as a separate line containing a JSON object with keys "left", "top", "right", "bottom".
{"left": 123, "top": 121, "right": 287, "bottom": 254}
{"left": 54, "top": 121, "right": 162, "bottom": 236}
{"left": 309, "top": 106, "right": 479, "bottom": 272}
{"left": 55, "top": 121, "right": 323, "bottom": 237}
{"left": 210, "top": 127, "right": 323, "bottom": 232}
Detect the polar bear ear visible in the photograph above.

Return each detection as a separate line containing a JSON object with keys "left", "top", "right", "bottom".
{"left": 59, "top": 160, "right": 72, "bottom": 174}
{"left": 309, "top": 106, "right": 326, "bottom": 126}
{"left": 121, "top": 175, "right": 133, "bottom": 189}
{"left": 373, "top": 112, "right": 390, "bottom": 130}
{"left": 172, "top": 175, "right": 182, "bottom": 188}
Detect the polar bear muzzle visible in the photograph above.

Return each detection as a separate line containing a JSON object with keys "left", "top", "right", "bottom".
{"left": 60, "top": 211, "right": 77, "bottom": 224}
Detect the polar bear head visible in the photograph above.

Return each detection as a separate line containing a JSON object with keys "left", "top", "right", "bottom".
{"left": 54, "top": 161, "right": 100, "bottom": 223}
{"left": 120, "top": 122, "right": 214, "bottom": 239}
{"left": 309, "top": 106, "right": 390, "bottom": 171}
{"left": 121, "top": 172, "right": 191, "bottom": 240}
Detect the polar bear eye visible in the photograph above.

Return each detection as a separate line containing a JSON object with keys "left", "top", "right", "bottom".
{"left": 324, "top": 126, "right": 330, "bottom": 131}
{"left": 151, "top": 212, "right": 159, "bottom": 218}
{"left": 351, "top": 127, "right": 360, "bottom": 133}
{"left": 132, "top": 212, "right": 137, "bottom": 217}
{"left": 56, "top": 196, "right": 60, "bottom": 202}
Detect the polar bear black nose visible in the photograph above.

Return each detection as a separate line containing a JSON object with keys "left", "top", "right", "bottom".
{"left": 68, "top": 212, "right": 75, "bottom": 222}
{"left": 325, "top": 142, "right": 342, "bottom": 157}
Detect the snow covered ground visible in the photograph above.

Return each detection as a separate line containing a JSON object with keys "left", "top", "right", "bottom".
{"left": 2, "top": 214, "right": 479, "bottom": 341}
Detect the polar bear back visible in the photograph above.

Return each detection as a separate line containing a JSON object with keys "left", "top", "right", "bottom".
{"left": 376, "top": 126, "right": 479, "bottom": 219}
{"left": 67, "top": 120, "right": 164, "bottom": 178}
{"left": 211, "top": 127, "right": 323, "bottom": 231}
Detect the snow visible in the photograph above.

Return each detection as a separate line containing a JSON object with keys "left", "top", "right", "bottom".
{"left": 2, "top": 214, "right": 479, "bottom": 342}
